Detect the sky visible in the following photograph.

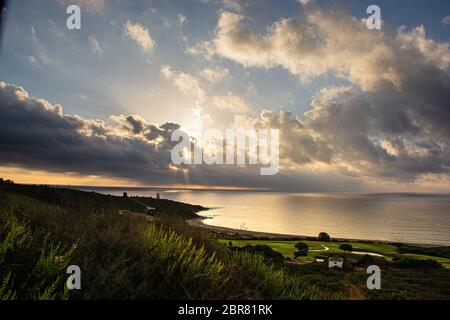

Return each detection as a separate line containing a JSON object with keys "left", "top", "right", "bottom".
{"left": 0, "top": 0, "right": 450, "bottom": 192}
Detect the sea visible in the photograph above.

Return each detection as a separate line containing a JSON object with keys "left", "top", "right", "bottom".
{"left": 76, "top": 187, "right": 450, "bottom": 246}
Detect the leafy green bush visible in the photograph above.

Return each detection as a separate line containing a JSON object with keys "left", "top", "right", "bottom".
{"left": 294, "top": 242, "right": 308, "bottom": 257}
{"left": 0, "top": 209, "right": 75, "bottom": 300}
{"left": 339, "top": 244, "right": 353, "bottom": 252}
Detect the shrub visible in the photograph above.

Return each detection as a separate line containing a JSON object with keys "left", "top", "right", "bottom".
{"left": 294, "top": 242, "right": 308, "bottom": 257}
{"left": 223, "top": 251, "right": 325, "bottom": 299}
{"left": 0, "top": 214, "right": 75, "bottom": 300}
{"left": 235, "top": 245, "right": 285, "bottom": 264}
{"left": 339, "top": 244, "right": 353, "bottom": 252}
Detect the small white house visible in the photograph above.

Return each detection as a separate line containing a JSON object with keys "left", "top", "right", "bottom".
{"left": 328, "top": 256, "right": 344, "bottom": 268}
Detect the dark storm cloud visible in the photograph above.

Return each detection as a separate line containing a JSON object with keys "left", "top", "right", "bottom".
{"left": 302, "top": 86, "right": 450, "bottom": 181}
{"left": 0, "top": 82, "right": 177, "bottom": 183}
{"left": 0, "top": 81, "right": 368, "bottom": 190}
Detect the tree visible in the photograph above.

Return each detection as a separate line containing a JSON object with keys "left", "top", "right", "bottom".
{"left": 318, "top": 232, "right": 331, "bottom": 242}
{"left": 294, "top": 242, "right": 308, "bottom": 258}
{"left": 339, "top": 243, "right": 353, "bottom": 252}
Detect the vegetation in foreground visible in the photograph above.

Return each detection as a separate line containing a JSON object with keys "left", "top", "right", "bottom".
{"left": 0, "top": 182, "right": 339, "bottom": 300}
{"left": 1, "top": 181, "right": 449, "bottom": 300}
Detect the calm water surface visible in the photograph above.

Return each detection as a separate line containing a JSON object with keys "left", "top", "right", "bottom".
{"left": 79, "top": 188, "right": 450, "bottom": 245}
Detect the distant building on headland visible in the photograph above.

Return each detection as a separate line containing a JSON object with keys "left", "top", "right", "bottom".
{"left": 156, "top": 193, "right": 160, "bottom": 199}
{"left": 0, "top": 178, "right": 15, "bottom": 185}
{"left": 123, "top": 192, "right": 128, "bottom": 198}
{"left": 328, "top": 256, "right": 344, "bottom": 269}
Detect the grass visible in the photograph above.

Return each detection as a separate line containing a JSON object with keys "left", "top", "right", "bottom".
{"left": 348, "top": 267, "right": 450, "bottom": 300}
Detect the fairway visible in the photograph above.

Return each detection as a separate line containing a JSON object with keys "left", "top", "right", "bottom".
{"left": 221, "top": 239, "right": 450, "bottom": 268}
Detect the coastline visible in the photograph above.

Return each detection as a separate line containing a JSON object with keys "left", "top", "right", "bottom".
{"left": 186, "top": 217, "right": 442, "bottom": 247}
{"left": 186, "top": 217, "right": 309, "bottom": 240}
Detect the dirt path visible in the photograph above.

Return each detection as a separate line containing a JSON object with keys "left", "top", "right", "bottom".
{"left": 118, "top": 210, "right": 157, "bottom": 222}
{"left": 132, "top": 199, "right": 155, "bottom": 211}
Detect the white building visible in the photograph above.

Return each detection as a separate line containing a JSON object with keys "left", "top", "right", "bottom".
{"left": 328, "top": 256, "right": 344, "bottom": 268}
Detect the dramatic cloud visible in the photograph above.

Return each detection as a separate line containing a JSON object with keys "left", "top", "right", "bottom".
{"left": 236, "top": 110, "right": 333, "bottom": 166}
{"left": 209, "top": 9, "right": 450, "bottom": 182}
{"left": 0, "top": 81, "right": 368, "bottom": 191}
{"left": 124, "top": 20, "right": 155, "bottom": 52}
{"left": 212, "top": 10, "right": 450, "bottom": 89}
{"left": 303, "top": 87, "right": 450, "bottom": 181}
{"left": 0, "top": 82, "right": 179, "bottom": 183}
{"left": 233, "top": 84, "right": 450, "bottom": 182}
{"left": 2, "top": 3, "right": 450, "bottom": 191}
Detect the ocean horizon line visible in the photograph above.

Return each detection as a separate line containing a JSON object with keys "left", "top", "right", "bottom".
{"left": 66, "top": 185, "right": 450, "bottom": 197}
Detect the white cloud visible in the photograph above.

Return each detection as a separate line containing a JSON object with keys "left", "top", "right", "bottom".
{"left": 123, "top": 20, "right": 155, "bottom": 53}
{"left": 297, "top": 0, "right": 313, "bottom": 5}
{"left": 161, "top": 65, "right": 250, "bottom": 114}
{"left": 88, "top": 35, "right": 103, "bottom": 58}
{"left": 30, "top": 26, "right": 53, "bottom": 66}
{"left": 398, "top": 25, "right": 450, "bottom": 70}
{"left": 212, "top": 94, "right": 250, "bottom": 113}
{"left": 177, "top": 13, "right": 188, "bottom": 26}
{"left": 212, "top": 10, "right": 450, "bottom": 91}
{"left": 160, "top": 65, "right": 206, "bottom": 102}
{"left": 199, "top": 67, "right": 230, "bottom": 82}
{"left": 185, "top": 40, "right": 215, "bottom": 60}
{"left": 214, "top": 12, "right": 273, "bottom": 68}
{"left": 25, "top": 55, "right": 38, "bottom": 65}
